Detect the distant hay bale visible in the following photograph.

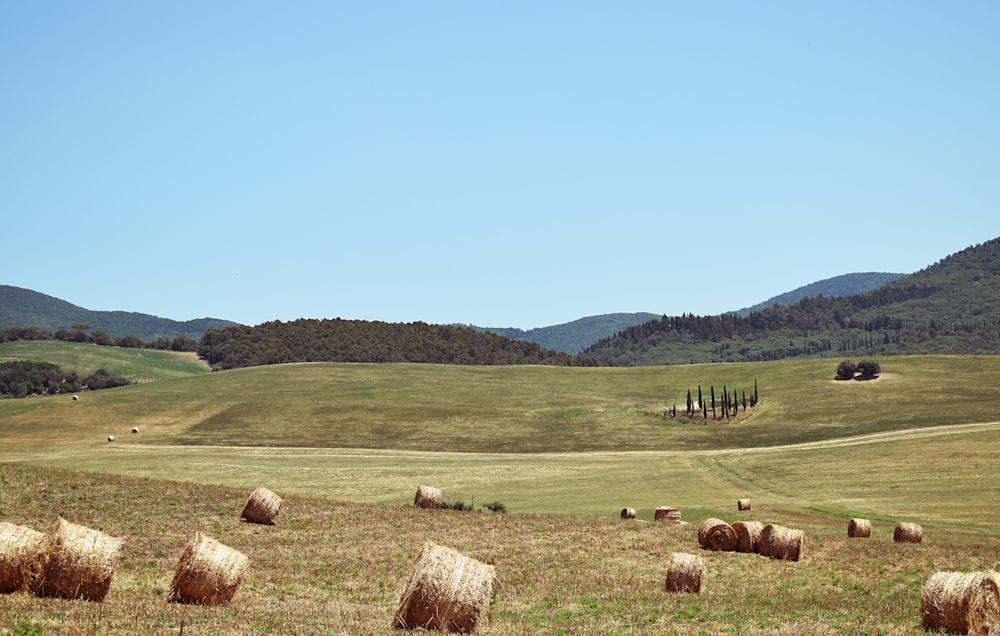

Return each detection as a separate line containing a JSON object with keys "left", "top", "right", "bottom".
{"left": 620, "top": 507, "right": 636, "bottom": 520}
{"left": 697, "top": 518, "right": 737, "bottom": 552}
{"left": 31, "top": 518, "right": 124, "bottom": 602}
{"left": 394, "top": 541, "right": 495, "bottom": 633}
{"left": 131, "top": 427, "right": 139, "bottom": 434}
{"left": 654, "top": 506, "right": 682, "bottom": 523}
{"left": 894, "top": 522, "right": 922, "bottom": 544}
{"left": 665, "top": 552, "right": 705, "bottom": 594}
{"left": 920, "top": 571, "right": 1000, "bottom": 635}
{"left": 0, "top": 522, "right": 47, "bottom": 594}
{"left": 72, "top": 394, "right": 79, "bottom": 401}
{"left": 241, "top": 486, "right": 282, "bottom": 525}
{"left": 737, "top": 498, "right": 751, "bottom": 511}
{"left": 759, "top": 524, "right": 804, "bottom": 561}
{"left": 414, "top": 485, "right": 443, "bottom": 510}
{"left": 168, "top": 533, "right": 249, "bottom": 606}
{"left": 848, "top": 518, "right": 871, "bottom": 538}
{"left": 731, "top": 520, "right": 764, "bottom": 554}
{"left": 107, "top": 435, "right": 115, "bottom": 442}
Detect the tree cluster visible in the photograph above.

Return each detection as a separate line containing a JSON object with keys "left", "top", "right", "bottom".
{"left": 835, "top": 359, "right": 881, "bottom": 381}
{"left": 0, "top": 325, "right": 200, "bottom": 352}
{"left": 0, "top": 361, "right": 131, "bottom": 398}
{"left": 197, "top": 319, "right": 600, "bottom": 370}
{"left": 672, "top": 380, "right": 759, "bottom": 420}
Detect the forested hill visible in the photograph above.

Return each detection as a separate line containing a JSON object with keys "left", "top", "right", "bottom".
{"left": 732, "top": 272, "right": 908, "bottom": 317}
{"left": 470, "top": 312, "right": 661, "bottom": 354}
{"left": 0, "top": 285, "right": 238, "bottom": 341}
{"left": 584, "top": 236, "right": 1000, "bottom": 366}
{"left": 198, "top": 319, "right": 598, "bottom": 369}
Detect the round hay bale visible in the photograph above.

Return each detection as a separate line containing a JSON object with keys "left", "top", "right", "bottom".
{"left": 131, "top": 427, "right": 139, "bottom": 434}
{"left": 759, "top": 524, "right": 805, "bottom": 561}
{"left": 921, "top": 571, "right": 1000, "bottom": 635}
{"left": 731, "top": 520, "right": 764, "bottom": 554}
{"left": 107, "top": 435, "right": 115, "bottom": 442}
{"left": 168, "top": 533, "right": 249, "bottom": 606}
{"left": 0, "top": 521, "right": 47, "bottom": 594}
{"left": 393, "top": 541, "right": 495, "bottom": 633}
{"left": 894, "top": 522, "right": 922, "bottom": 544}
{"left": 665, "top": 552, "right": 705, "bottom": 594}
{"left": 620, "top": 507, "right": 636, "bottom": 520}
{"left": 31, "top": 518, "right": 124, "bottom": 602}
{"left": 72, "top": 395, "right": 79, "bottom": 401}
{"left": 737, "top": 498, "right": 751, "bottom": 511}
{"left": 847, "top": 518, "right": 871, "bottom": 538}
{"left": 654, "top": 506, "right": 682, "bottom": 523}
{"left": 241, "top": 486, "right": 282, "bottom": 525}
{"left": 697, "top": 518, "right": 737, "bottom": 552}
{"left": 413, "top": 485, "right": 443, "bottom": 510}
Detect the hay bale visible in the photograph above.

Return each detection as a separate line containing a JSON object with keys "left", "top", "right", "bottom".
{"left": 131, "top": 427, "right": 139, "bottom": 434}
{"left": 697, "top": 518, "right": 737, "bottom": 552}
{"left": 394, "top": 541, "right": 494, "bottom": 633}
{"left": 759, "top": 524, "right": 804, "bottom": 561}
{"left": 31, "top": 518, "right": 124, "bottom": 602}
{"left": 241, "top": 486, "right": 282, "bottom": 525}
{"left": 894, "top": 522, "right": 922, "bottom": 544}
{"left": 654, "top": 506, "right": 682, "bottom": 523}
{"left": 620, "top": 507, "right": 636, "bottom": 520}
{"left": 731, "top": 520, "right": 764, "bottom": 554}
{"left": 921, "top": 571, "right": 1000, "bottom": 635}
{"left": 107, "top": 435, "right": 115, "bottom": 442}
{"left": 737, "top": 498, "right": 751, "bottom": 511}
{"left": 848, "top": 518, "right": 871, "bottom": 538}
{"left": 168, "top": 533, "right": 249, "bottom": 606}
{"left": 665, "top": 552, "right": 705, "bottom": 593}
{"left": 0, "top": 522, "right": 47, "bottom": 594}
{"left": 414, "top": 485, "right": 443, "bottom": 509}
{"left": 72, "top": 395, "right": 79, "bottom": 401}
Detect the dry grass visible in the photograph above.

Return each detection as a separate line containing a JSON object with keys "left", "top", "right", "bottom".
{"left": 3, "top": 464, "right": 1000, "bottom": 634}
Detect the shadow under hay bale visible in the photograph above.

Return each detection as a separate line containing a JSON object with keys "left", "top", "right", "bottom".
{"left": 241, "top": 486, "right": 282, "bottom": 525}
{"left": 620, "top": 507, "right": 636, "bottom": 520}
{"left": 921, "top": 571, "right": 1000, "bottom": 635}
{"left": 848, "top": 518, "right": 871, "bottom": 538}
{"left": 31, "top": 518, "right": 124, "bottom": 602}
{"left": 168, "top": 533, "right": 249, "bottom": 606}
{"left": 414, "top": 485, "right": 443, "bottom": 510}
{"left": 665, "top": 552, "right": 705, "bottom": 593}
{"left": 394, "top": 541, "right": 495, "bottom": 633}
{"left": 654, "top": 506, "right": 682, "bottom": 523}
{"left": 697, "top": 518, "right": 737, "bottom": 552}
{"left": 894, "top": 522, "right": 922, "bottom": 544}
{"left": 0, "top": 521, "right": 47, "bottom": 594}
{"left": 737, "top": 498, "right": 751, "bottom": 511}
{"left": 731, "top": 520, "right": 764, "bottom": 554}
{"left": 759, "top": 524, "right": 804, "bottom": 561}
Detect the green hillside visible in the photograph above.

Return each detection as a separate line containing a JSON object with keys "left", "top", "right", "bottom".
{"left": 0, "top": 284, "right": 239, "bottom": 341}
{"left": 585, "top": 236, "right": 1000, "bottom": 365}
{"left": 732, "top": 272, "right": 908, "bottom": 316}
{"left": 0, "top": 340, "right": 209, "bottom": 383}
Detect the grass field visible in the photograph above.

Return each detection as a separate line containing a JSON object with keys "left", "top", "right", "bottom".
{"left": 1, "top": 344, "right": 999, "bottom": 633}
{"left": 0, "top": 341, "right": 209, "bottom": 382}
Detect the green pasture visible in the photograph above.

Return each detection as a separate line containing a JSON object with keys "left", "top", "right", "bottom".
{"left": 1, "top": 349, "right": 998, "bottom": 529}
{"left": 0, "top": 340, "right": 209, "bottom": 382}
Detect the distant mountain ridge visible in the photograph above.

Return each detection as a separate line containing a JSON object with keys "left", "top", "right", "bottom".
{"left": 732, "top": 272, "right": 908, "bottom": 317}
{"left": 469, "top": 313, "right": 661, "bottom": 354}
{"left": 0, "top": 285, "right": 239, "bottom": 341}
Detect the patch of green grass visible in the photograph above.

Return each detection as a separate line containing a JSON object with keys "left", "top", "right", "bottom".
{"left": 0, "top": 340, "right": 209, "bottom": 382}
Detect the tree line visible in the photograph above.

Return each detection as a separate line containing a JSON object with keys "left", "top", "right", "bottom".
{"left": 0, "top": 360, "right": 131, "bottom": 398}
{"left": 0, "top": 324, "right": 200, "bottom": 352}
{"left": 197, "top": 318, "right": 600, "bottom": 370}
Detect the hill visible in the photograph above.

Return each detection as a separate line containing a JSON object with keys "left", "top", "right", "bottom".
{"left": 585, "top": 236, "right": 1000, "bottom": 365}
{"left": 0, "top": 285, "right": 239, "bottom": 341}
{"left": 732, "top": 272, "right": 908, "bottom": 316}
{"left": 470, "top": 312, "right": 661, "bottom": 354}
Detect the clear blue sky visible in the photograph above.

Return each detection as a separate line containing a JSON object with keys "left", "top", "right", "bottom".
{"left": 3, "top": 2, "right": 998, "bottom": 328}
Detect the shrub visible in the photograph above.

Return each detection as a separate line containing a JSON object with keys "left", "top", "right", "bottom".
{"left": 835, "top": 360, "right": 857, "bottom": 380}
{"left": 857, "top": 359, "right": 881, "bottom": 380}
{"left": 482, "top": 501, "right": 507, "bottom": 514}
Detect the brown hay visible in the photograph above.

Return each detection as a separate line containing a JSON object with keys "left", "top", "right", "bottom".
{"left": 731, "top": 520, "right": 764, "bottom": 554}
{"left": 414, "top": 485, "right": 443, "bottom": 509}
{"left": 894, "top": 522, "right": 922, "bottom": 543}
{"left": 394, "top": 541, "right": 495, "bottom": 633}
{"left": 168, "top": 533, "right": 249, "bottom": 606}
{"left": 107, "top": 435, "right": 115, "bottom": 442}
{"left": 697, "top": 518, "right": 737, "bottom": 552}
{"left": 620, "top": 507, "right": 636, "bottom": 520}
{"left": 241, "top": 486, "right": 282, "bottom": 525}
{"left": 737, "top": 498, "right": 751, "bottom": 511}
{"left": 654, "top": 506, "right": 682, "bottom": 523}
{"left": 759, "top": 524, "right": 804, "bottom": 561}
{"left": 31, "top": 518, "right": 124, "bottom": 602}
{"left": 665, "top": 552, "right": 705, "bottom": 594}
{"left": 847, "top": 518, "right": 871, "bottom": 538}
{"left": 0, "top": 522, "right": 47, "bottom": 594}
{"left": 920, "top": 571, "right": 1000, "bottom": 635}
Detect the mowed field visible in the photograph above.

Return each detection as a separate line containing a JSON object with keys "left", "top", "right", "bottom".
{"left": 2, "top": 343, "right": 1000, "bottom": 633}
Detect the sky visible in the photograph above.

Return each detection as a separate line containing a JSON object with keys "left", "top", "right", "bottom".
{"left": 3, "top": 2, "right": 999, "bottom": 329}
